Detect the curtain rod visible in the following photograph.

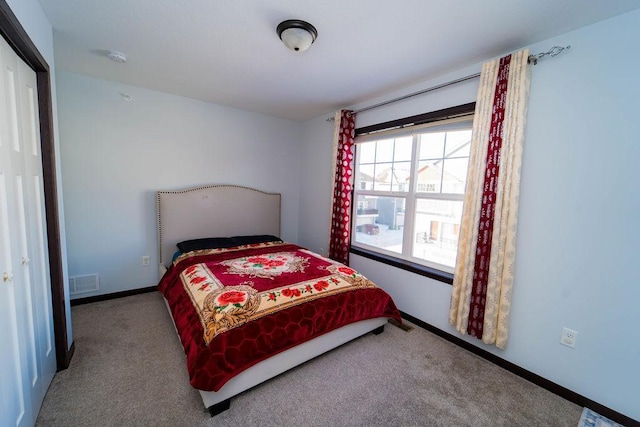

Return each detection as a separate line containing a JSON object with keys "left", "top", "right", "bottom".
{"left": 326, "top": 45, "right": 570, "bottom": 121}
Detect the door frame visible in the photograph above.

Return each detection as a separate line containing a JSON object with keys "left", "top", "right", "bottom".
{"left": 0, "top": 1, "right": 72, "bottom": 370}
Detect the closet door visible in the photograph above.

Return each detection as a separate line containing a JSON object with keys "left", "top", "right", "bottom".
{"left": 0, "top": 33, "right": 34, "bottom": 427}
{"left": 0, "top": 34, "right": 55, "bottom": 427}
{"left": 17, "top": 46, "right": 57, "bottom": 400}
{"left": 16, "top": 47, "right": 56, "bottom": 416}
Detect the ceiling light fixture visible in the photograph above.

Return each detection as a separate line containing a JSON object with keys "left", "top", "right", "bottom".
{"left": 276, "top": 20, "right": 317, "bottom": 52}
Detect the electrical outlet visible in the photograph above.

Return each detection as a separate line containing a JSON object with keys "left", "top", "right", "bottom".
{"left": 560, "top": 327, "right": 577, "bottom": 348}
{"left": 142, "top": 256, "right": 150, "bottom": 266}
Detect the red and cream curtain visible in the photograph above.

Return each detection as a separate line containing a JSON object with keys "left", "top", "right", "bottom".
{"left": 328, "top": 110, "right": 356, "bottom": 265}
{"left": 449, "top": 50, "right": 531, "bottom": 349}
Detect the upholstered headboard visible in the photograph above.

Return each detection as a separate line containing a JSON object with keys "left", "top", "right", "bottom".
{"left": 157, "top": 185, "right": 281, "bottom": 267}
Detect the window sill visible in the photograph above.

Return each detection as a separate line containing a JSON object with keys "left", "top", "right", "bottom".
{"left": 349, "top": 247, "right": 453, "bottom": 285}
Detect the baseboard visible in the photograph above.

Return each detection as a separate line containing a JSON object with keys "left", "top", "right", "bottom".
{"left": 400, "top": 311, "right": 638, "bottom": 427}
{"left": 70, "top": 286, "right": 157, "bottom": 306}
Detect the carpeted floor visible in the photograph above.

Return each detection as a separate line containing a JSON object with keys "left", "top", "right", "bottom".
{"left": 37, "top": 292, "right": 582, "bottom": 426}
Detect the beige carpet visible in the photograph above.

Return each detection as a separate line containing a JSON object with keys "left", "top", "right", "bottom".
{"left": 37, "top": 292, "right": 582, "bottom": 426}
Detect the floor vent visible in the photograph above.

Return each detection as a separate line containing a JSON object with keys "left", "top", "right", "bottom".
{"left": 69, "top": 274, "right": 100, "bottom": 295}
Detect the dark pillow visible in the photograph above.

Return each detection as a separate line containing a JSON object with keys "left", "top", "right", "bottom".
{"left": 231, "top": 235, "right": 282, "bottom": 245}
{"left": 176, "top": 237, "right": 237, "bottom": 253}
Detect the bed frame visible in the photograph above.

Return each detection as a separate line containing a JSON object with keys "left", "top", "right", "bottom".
{"left": 157, "top": 184, "right": 387, "bottom": 416}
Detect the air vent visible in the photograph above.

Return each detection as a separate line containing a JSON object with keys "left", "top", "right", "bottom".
{"left": 69, "top": 274, "right": 99, "bottom": 295}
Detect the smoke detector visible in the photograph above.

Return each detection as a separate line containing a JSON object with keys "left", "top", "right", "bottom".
{"left": 107, "top": 51, "right": 127, "bottom": 63}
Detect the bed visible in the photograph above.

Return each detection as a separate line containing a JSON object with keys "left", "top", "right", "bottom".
{"left": 156, "top": 184, "right": 400, "bottom": 416}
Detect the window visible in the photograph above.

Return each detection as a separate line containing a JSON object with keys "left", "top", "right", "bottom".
{"left": 351, "top": 104, "right": 474, "bottom": 275}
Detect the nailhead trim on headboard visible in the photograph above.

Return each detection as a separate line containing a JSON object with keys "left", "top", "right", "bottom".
{"left": 156, "top": 184, "right": 281, "bottom": 267}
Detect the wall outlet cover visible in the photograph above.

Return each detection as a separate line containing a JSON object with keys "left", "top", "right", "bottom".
{"left": 561, "top": 327, "right": 578, "bottom": 348}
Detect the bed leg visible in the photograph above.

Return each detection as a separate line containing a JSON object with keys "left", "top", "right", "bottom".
{"left": 207, "top": 399, "right": 231, "bottom": 416}
{"left": 372, "top": 325, "right": 385, "bottom": 335}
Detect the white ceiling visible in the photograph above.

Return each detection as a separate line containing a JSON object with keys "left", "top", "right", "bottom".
{"left": 37, "top": 0, "right": 640, "bottom": 121}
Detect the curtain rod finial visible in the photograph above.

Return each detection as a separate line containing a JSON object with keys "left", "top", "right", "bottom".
{"left": 528, "top": 45, "right": 571, "bottom": 65}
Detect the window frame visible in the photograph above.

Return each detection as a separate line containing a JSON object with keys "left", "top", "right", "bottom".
{"left": 350, "top": 103, "right": 475, "bottom": 283}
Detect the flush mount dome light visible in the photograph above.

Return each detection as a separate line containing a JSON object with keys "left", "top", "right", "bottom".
{"left": 277, "top": 20, "right": 318, "bottom": 52}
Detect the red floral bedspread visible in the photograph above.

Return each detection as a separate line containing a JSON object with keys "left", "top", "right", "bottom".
{"left": 158, "top": 242, "right": 401, "bottom": 392}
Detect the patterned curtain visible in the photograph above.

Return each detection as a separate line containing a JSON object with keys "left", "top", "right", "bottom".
{"left": 328, "top": 110, "right": 356, "bottom": 265}
{"left": 449, "top": 50, "right": 531, "bottom": 349}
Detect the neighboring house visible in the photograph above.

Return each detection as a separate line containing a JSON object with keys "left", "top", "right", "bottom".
{"left": 355, "top": 161, "right": 465, "bottom": 250}
{"left": 413, "top": 163, "right": 464, "bottom": 249}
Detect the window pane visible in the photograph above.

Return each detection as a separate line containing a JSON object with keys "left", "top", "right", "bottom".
{"left": 412, "top": 198, "right": 463, "bottom": 268}
{"left": 358, "top": 141, "right": 376, "bottom": 164}
{"left": 394, "top": 136, "right": 413, "bottom": 161}
{"left": 392, "top": 161, "right": 411, "bottom": 192}
{"left": 357, "top": 164, "right": 375, "bottom": 190}
{"left": 442, "top": 158, "right": 468, "bottom": 194}
{"left": 416, "top": 160, "right": 442, "bottom": 193}
{"left": 444, "top": 130, "right": 472, "bottom": 157}
{"left": 373, "top": 162, "right": 393, "bottom": 191}
{"left": 376, "top": 139, "right": 394, "bottom": 163}
{"left": 419, "top": 132, "right": 445, "bottom": 159}
{"left": 354, "top": 195, "right": 405, "bottom": 254}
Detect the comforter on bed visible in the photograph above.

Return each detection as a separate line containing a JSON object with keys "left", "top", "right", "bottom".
{"left": 158, "top": 241, "right": 400, "bottom": 392}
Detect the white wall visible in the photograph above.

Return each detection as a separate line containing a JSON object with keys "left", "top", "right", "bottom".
{"left": 56, "top": 72, "right": 302, "bottom": 296}
{"left": 297, "top": 115, "right": 336, "bottom": 256}
{"left": 299, "top": 10, "right": 640, "bottom": 421}
{"left": 6, "top": 0, "right": 73, "bottom": 346}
